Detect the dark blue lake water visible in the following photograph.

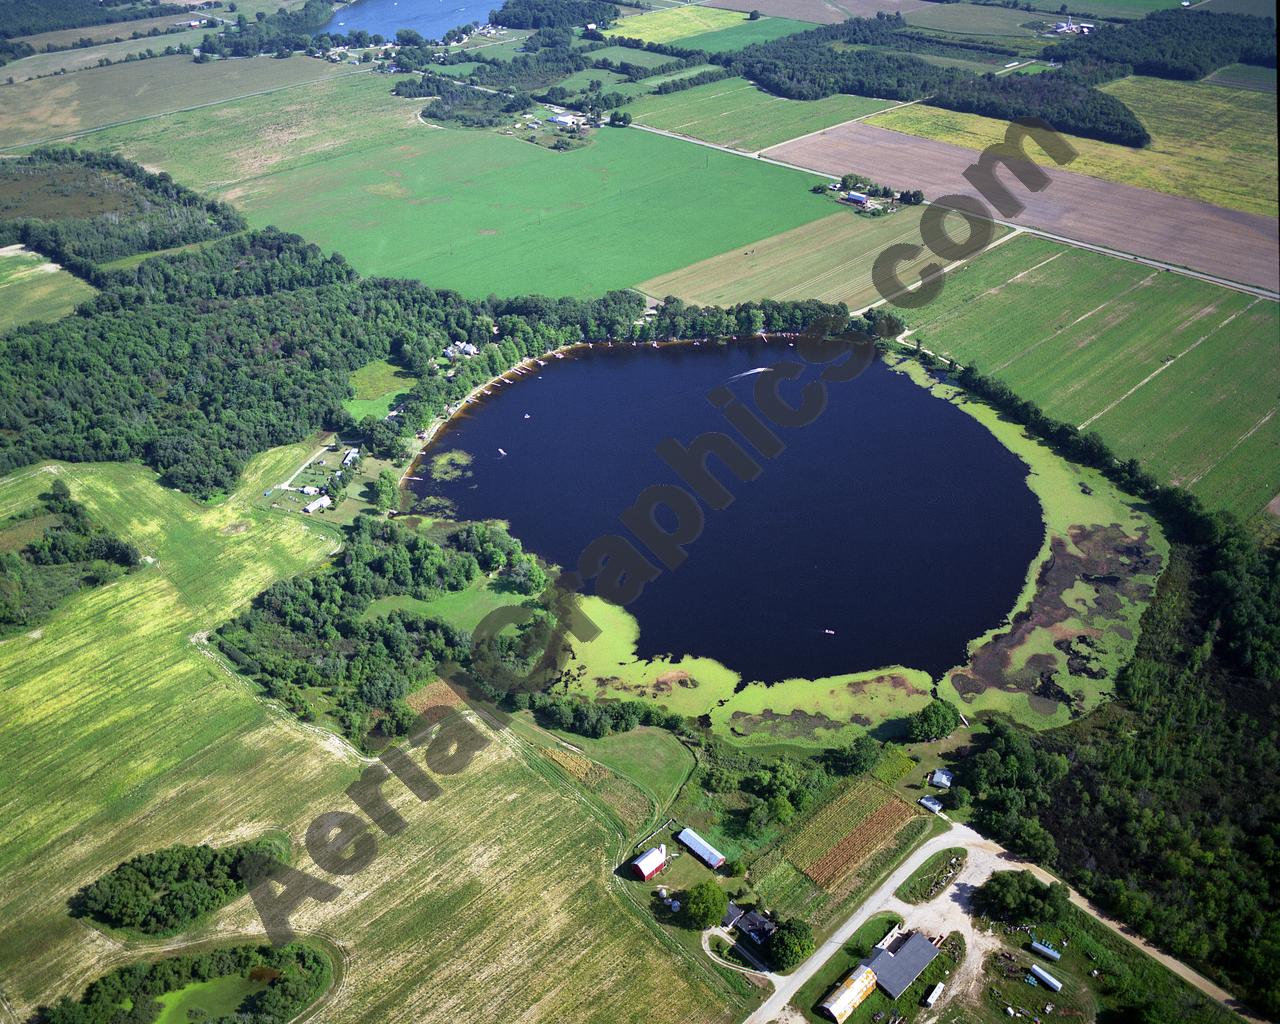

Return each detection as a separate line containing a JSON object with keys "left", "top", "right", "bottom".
{"left": 412, "top": 342, "right": 1044, "bottom": 684}
{"left": 322, "top": 0, "right": 491, "bottom": 41}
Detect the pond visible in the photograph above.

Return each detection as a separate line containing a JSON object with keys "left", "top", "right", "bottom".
{"left": 410, "top": 341, "right": 1044, "bottom": 684}
{"left": 322, "top": 0, "right": 495, "bottom": 41}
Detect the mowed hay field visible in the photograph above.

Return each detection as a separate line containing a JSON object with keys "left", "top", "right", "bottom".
{"left": 0, "top": 457, "right": 736, "bottom": 1023}
{"left": 625, "top": 77, "right": 893, "bottom": 151}
{"left": 676, "top": 16, "right": 816, "bottom": 52}
{"left": 0, "top": 55, "right": 359, "bottom": 150}
{"left": 865, "top": 75, "right": 1279, "bottom": 218}
{"left": 638, "top": 207, "right": 1009, "bottom": 311}
{"left": 908, "top": 234, "right": 1280, "bottom": 522}
{"left": 0, "top": 245, "right": 95, "bottom": 332}
{"left": 227, "top": 126, "right": 832, "bottom": 297}
{"left": 1, "top": 27, "right": 211, "bottom": 82}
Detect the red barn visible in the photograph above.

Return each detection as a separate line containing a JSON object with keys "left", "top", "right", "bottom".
{"left": 630, "top": 844, "right": 666, "bottom": 881}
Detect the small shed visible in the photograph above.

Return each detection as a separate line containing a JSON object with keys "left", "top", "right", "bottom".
{"left": 1030, "top": 940, "right": 1062, "bottom": 962}
{"left": 924, "top": 981, "right": 945, "bottom": 1007}
{"left": 630, "top": 844, "right": 666, "bottom": 881}
{"left": 919, "top": 795, "right": 944, "bottom": 814}
{"left": 675, "top": 827, "right": 725, "bottom": 869}
{"left": 930, "top": 768, "right": 954, "bottom": 789}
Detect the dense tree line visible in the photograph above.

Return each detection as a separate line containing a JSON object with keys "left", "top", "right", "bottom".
{"left": 0, "top": 148, "right": 244, "bottom": 274}
{"left": 32, "top": 942, "right": 330, "bottom": 1024}
{"left": 71, "top": 838, "right": 285, "bottom": 934}
{"left": 895, "top": 351, "right": 1280, "bottom": 1014}
{"left": 0, "top": 36, "right": 34, "bottom": 65}
{"left": 1043, "top": 9, "right": 1276, "bottom": 80}
{"left": 653, "top": 66, "right": 730, "bottom": 94}
{"left": 0, "top": 0, "right": 188, "bottom": 39}
{"left": 395, "top": 69, "right": 535, "bottom": 126}
{"left": 514, "top": 691, "right": 685, "bottom": 737}
{"left": 0, "top": 479, "right": 139, "bottom": 637}
{"left": 489, "top": 0, "right": 620, "bottom": 30}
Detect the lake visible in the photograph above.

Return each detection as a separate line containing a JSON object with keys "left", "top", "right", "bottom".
{"left": 410, "top": 342, "right": 1044, "bottom": 684}
{"left": 322, "top": 0, "right": 494, "bottom": 41}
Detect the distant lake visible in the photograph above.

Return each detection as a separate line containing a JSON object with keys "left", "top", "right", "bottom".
{"left": 322, "top": 0, "right": 492, "bottom": 41}
{"left": 410, "top": 342, "right": 1044, "bottom": 684}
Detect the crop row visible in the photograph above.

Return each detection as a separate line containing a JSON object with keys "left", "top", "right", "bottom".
{"left": 784, "top": 780, "right": 887, "bottom": 869}
{"left": 805, "top": 799, "right": 916, "bottom": 888}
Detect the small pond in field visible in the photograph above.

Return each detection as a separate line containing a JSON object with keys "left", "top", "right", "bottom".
{"left": 410, "top": 341, "right": 1044, "bottom": 684}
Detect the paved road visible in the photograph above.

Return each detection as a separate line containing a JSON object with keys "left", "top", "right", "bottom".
{"left": 743, "top": 819, "right": 1265, "bottom": 1024}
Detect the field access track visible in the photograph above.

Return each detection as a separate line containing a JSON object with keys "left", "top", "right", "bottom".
{"left": 763, "top": 123, "right": 1280, "bottom": 294}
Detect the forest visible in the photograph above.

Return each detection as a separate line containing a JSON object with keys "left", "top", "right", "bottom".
{"left": 722, "top": 13, "right": 1150, "bottom": 145}
{"left": 893, "top": 349, "right": 1280, "bottom": 1016}
{"left": 395, "top": 69, "right": 535, "bottom": 126}
{"left": 71, "top": 838, "right": 286, "bottom": 935}
{"left": 0, "top": 0, "right": 189, "bottom": 39}
{"left": 215, "top": 515, "right": 551, "bottom": 743}
{"left": 0, "top": 479, "right": 139, "bottom": 638}
{"left": 32, "top": 943, "right": 330, "bottom": 1024}
{"left": 489, "top": 0, "right": 620, "bottom": 30}
{"left": 1043, "top": 9, "right": 1277, "bottom": 80}
{"left": 0, "top": 148, "right": 245, "bottom": 275}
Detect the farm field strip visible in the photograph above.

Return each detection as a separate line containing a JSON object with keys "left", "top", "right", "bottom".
{"left": 905, "top": 233, "right": 1280, "bottom": 518}
{"left": 863, "top": 75, "right": 1279, "bottom": 219}
{"left": 610, "top": 5, "right": 748, "bottom": 42}
{"left": 762, "top": 121, "right": 1280, "bottom": 293}
{"left": 0, "top": 245, "right": 96, "bottom": 332}
{"left": 805, "top": 799, "right": 915, "bottom": 887}
{"left": 624, "top": 76, "right": 894, "bottom": 152}
{"left": 783, "top": 781, "right": 888, "bottom": 869}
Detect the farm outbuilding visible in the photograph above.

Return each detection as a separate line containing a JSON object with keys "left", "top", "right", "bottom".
{"left": 1030, "top": 940, "right": 1062, "bottom": 962}
{"left": 302, "top": 495, "right": 333, "bottom": 514}
{"left": 930, "top": 768, "right": 953, "bottom": 788}
{"left": 818, "top": 965, "right": 877, "bottom": 1021}
{"left": 630, "top": 844, "right": 666, "bottom": 881}
{"left": 919, "top": 795, "right": 944, "bottom": 813}
{"left": 675, "top": 827, "right": 725, "bottom": 869}
{"left": 863, "top": 931, "right": 940, "bottom": 1000}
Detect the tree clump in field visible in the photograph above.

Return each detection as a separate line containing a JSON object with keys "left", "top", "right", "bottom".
{"left": 71, "top": 837, "right": 286, "bottom": 935}
{"left": 0, "top": 478, "right": 140, "bottom": 638}
{"left": 974, "top": 870, "right": 1068, "bottom": 925}
{"left": 906, "top": 697, "right": 961, "bottom": 742}
{"left": 681, "top": 879, "right": 728, "bottom": 929}
{"left": 32, "top": 941, "right": 330, "bottom": 1024}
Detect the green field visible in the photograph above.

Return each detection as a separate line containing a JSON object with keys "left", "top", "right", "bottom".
{"left": 638, "top": 207, "right": 1011, "bottom": 312}
{"left": 228, "top": 126, "right": 832, "bottom": 297}
{"left": 0, "top": 453, "right": 739, "bottom": 1023}
{"left": 1204, "top": 62, "right": 1277, "bottom": 93}
{"left": 545, "top": 726, "right": 695, "bottom": 813}
{"left": 2, "top": 26, "right": 210, "bottom": 81}
{"left": 343, "top": 358, "right": 419, "bottom": 419}
{"left": 0, "top": 54, "right": 360, "bottom": 150}
{"left": 907, "top": 234, "right": 1280, "bottom": 522}
{"left": 675, "top": 16, "right": 814, "bottom": 51}
{"left": 1051, "top": 0, "right": 1186, "bottom": 16}
{"left": 0, "top": 246, "right": 95, "bottom": 332}
{"left": 867, "top": 75, "right": 1279, "bottom": 218}
{"left": 624, "top": 76, "right": 893, "bottom": 150}
{"left": 612, "top": 5, "right": 749, "bottom": 41}
{"left": 902, "top": 4, "right": 1049, "bottom": 38}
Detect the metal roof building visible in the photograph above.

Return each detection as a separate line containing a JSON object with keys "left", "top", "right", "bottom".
{"left": 1030, "top": 963, "right": 1063, "bottom": 992}
{"left": 630, "top": 844, "right": 666, "bottom": 881}
{"left": 818, "top": 965, "right": 877, "bottom": 1022}
{"left": 930, "top": 768, "right": 954, "bottom": 788}
{"left": 675, "top": 827, "right": 725, "bottom": 869}
{"left": 864, "top": 932, "right": 940, "bottom": 1000}
{"left": 1030, "top": 940, "right": 1062, "bottom": 962}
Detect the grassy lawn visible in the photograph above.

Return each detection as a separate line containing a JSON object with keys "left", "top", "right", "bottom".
{"left": 670, "top": 15, "right": 814, "bottom": 51}
{"left": 343, "top": 358, "right": 419, "bottom": 420}
{"left": 638, "top": 207, "right": 1011, "bottom": 312}
{"left": 0, "top": 452, "right": 742, "bottom": 1024}
{"left": 228, "top": 125, "right": 831, "bottom": 298}
{"left": 154, "top": 974, "right": 266, "bottom": 1024}
{"left": 1204, "top": 62, "right": 1277, "bottom": 93}
{"left": 0, "top": 246, "right": 95, "bottom": 332}
{"left": 905, "top": 233, "right": 1280, "bottom": 522}
{"left": 0, "top": 55, "right": 360, "bottom": 150}
{"left": 611, "top": 5, "right": 749, "bottom": 42}
{"left": 547, "top": 726, "right": 695, "bottom": 813}
{"left": 866, "top": 75, "right": 1279, "bottom": 218}
{"left": 625, "top": 76, "right": 893, "bottom": 150}
{"left": 2, "top": 26, "right": 210, "bottom": 82}
{"left": 362, "top": 578, "right": 519, "bottom": 632}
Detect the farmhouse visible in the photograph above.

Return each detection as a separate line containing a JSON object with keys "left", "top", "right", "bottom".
{"left": 721, "top": 901, "right": 745, "bottom": 929}
{"left": 735, "top": 908, "right": 777, "bottom": 948}
{"left": 630, "top": 844, "right": 666, "bottom": 881}
{"left": 302, "top": 495, "right": 332, "bottom": 514}
{"left": 299, "top": 485, "right": 321, "bottom": 496}
{"left": 675, "top": 827, "right": 725, "bottom": 869}
{"left": 341, "top": 447, "right": 360, "bottom": 467}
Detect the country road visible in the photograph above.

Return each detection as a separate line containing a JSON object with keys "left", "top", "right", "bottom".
{"left": 742, "top": 819, "right": 1265, "bottom": 1024}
